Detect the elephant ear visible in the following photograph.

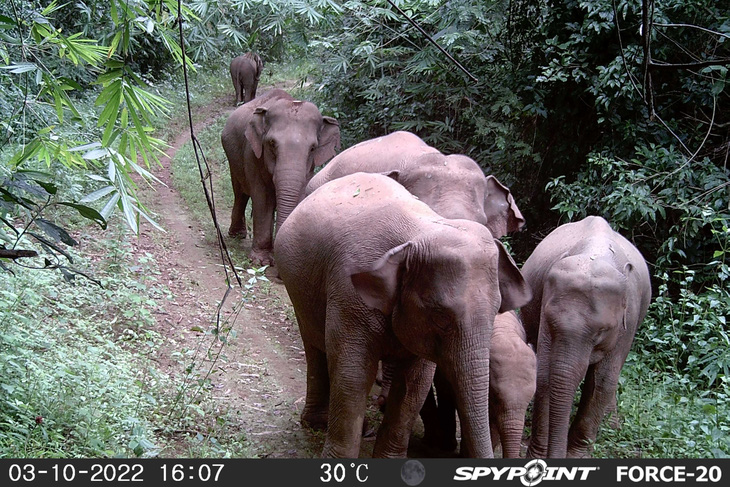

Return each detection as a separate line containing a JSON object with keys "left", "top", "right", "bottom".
{"left": 313, "top": 117, "right": 341, "bottom": 167}
{"left": 494, "top": 239, "right": 532, "bottom": 313}
{"left": 484, "top": 175, "right": 525, "bottom": 238}
{"left": 351, "top": 242, "right": 411, "bottom": 315}
{"left": 256, "top": 55, "right": 264, "bottom": 79}
{"left": 245, "top": 107, "right": 267, "bottom": 158}
{"left": 379, "top": 170, "right": 401, "bottom": 183}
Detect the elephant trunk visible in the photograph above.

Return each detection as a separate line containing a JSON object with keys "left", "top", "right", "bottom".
{"left": 496, "top": 409, "right": 526, "bottom": 458}
{"left": 547, "top": 349, "right": 589, "bottom": 458}
{"left": 441, "top": 332, "right": 493, "bottom": 458}
{"left": 274, "top": 164, "right": 309, "bottom": 234}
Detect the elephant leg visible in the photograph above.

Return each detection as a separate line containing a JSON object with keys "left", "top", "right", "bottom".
{"left": 243, "top": 83, "right": 254, "bottom": 103}
{"left": 322, "top": 323, "right": 380, "bottom": 458}
{"left": 489, "top": 410, "right": 501, "bottom": 457}
{"left": 419, "top": 385, "right": 439, "bottom": 445}
{"left": 526, "top": 332, "right": 551, "bottom": 458}
{"left": 377, "top": 358, "right": 396, "bottom": 410}
{"left": 228, "top": 181, "right": 249, "bottom": 238}
{"left": 496, "top": 407, "right": 527, "bottom": 458}
{"left": 566, "top": 355, "right": 623, "bottom": 458}
{"left": 301, "top": 342, "right": 330, "bottom": 431}
{"left": 249, "top": 190, "right": 275, "bottom": 266}
{"left": 250, "top": 80, "right": 258, "bottom": 101}
{"left": 234, "top": 77, "right": 244, "bottom": 105}
{"left": 373, "top": 357, "right": 436, "bottom": 458}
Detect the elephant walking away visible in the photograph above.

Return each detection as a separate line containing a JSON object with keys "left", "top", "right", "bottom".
{"left": 230, "top": 52, "right": 264, "bottom": 105}
{"left": 419, "top": 311, "right": 536, "bottom": 458}
{"left": 274, "top": 173, "right": 532, "bottom": 458}
{"left": 306, "top": 130, "right": 524, "bottom": 239}
{"left": 221, "top": 88, "right": 340, "bottom": 266}
{"left": 521, "top": 216, "right": 651, "bottom": 458}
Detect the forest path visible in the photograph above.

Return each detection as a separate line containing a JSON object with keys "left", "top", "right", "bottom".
{"left": 130, "top": 89, "right": 325, "bottom": 458}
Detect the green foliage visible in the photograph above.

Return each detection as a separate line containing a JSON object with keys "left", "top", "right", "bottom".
{"left": 0, "top": 237, "right": 169, "bottom": 457}
{"left": 1, "top": 0, "right": 191, "bottom": 274}
{"left": 596, "top": 364, "right": 729, "bottom": 458}
{"left": 184, "top": 0, "right": 342, "bottom": 63}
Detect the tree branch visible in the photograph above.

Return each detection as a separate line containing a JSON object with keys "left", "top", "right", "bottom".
{"left": 641, "top": 0, "right": 656, "bottom": 119}
{"left": 654, "top": 23, "right": 730, "bottom": 40}
{"left": 384, "top": 0, "right": 478, "bottom": 83}
{"left": 649, "top": 59, "right": 730, "bottom": 71}
{"left": 0, "top": 249, "right": 38, "bottom": 259}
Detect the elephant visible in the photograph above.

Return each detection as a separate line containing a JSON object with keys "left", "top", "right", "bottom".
{"left": 306, "top": 130, "right": 524, "bottom": 239}
{"left": 230, "top": 52, "right": 264, "bottom": 105}
{"left": 221, "top": 88, "right": 340, "bottom": 266}
{"left": 314, "top": 131, "right": 527, "bottom": 454}
{"left": 520, "top": 216, "right": 651, "bottom": 458}
{"left": 273, "top": 172, "right": 532, "bottom": 458}
{"left": 418, "top": 311, "right": 536, "bottom": 458}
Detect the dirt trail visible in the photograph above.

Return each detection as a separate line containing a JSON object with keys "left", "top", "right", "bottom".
{"left": 129, "top": 93, "right": 325, "bottom": 458}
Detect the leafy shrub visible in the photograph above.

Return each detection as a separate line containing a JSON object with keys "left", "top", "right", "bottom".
{"left": 0, "top": 243, "right": 169, "bottom": 457}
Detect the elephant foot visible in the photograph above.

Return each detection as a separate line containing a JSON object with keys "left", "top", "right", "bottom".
{"left": 301, "top": 409, "right": 328, "bottom": 431}
{"left": 249, "top": 248, "right": 274, "bottom": 267}
{"left": 526, "top": 444, "right": 547, "bottom": 459}
{"left": 567, "top": 447, "right": 592, "bottom": 458}
{"left": 567, "top": 439, "right": 593, "bottom": 458}
{"left": 228, "top": 226, "right": 247, "bottom": 239}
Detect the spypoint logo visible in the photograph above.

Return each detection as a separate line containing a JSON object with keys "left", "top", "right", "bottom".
{"left": 522, "top": 460, "right": 549, "bottom": 486}
{"left": 453, "top": 460, "right": 599, "bottom": 484}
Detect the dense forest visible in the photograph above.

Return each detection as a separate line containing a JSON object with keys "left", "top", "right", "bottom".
{"left": 1, "top": 0, "right": 729, "bottom": 458}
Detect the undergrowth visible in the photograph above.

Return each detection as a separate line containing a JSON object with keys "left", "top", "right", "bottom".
{"left": 0, "top": 225, "right": 169, "bottom": 458}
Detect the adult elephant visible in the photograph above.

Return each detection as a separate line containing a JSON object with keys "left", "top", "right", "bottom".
{"left": 521, "top": 216, "right": 651, "bottom": 458}
{"left": 230, "top": 52, "right": 264, "bottom": 104}
{"left": 274, "top": 173, "right": 531, "bottom": 458}
{"left": 221, "top": 88, "right": 340, "bottom": 266}
{"left": 306, "top": 131, "right": 524, "bottom": 239}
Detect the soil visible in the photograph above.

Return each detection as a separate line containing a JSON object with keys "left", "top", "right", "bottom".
{"left": 125, "top": 86, "right": 434, "bottom": 459}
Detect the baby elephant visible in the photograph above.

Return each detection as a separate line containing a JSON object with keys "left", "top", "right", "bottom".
{"left": 521, "top": 216, "right": 651, "bottom": 458}
{"left": 274, "top": 173, "right": 531, "bottom": 458}
{"left": 420, "top": 311, "right": 536, "bottom": 458}
{"left": 488, "top": 311, "right": 536, "bottom": 458}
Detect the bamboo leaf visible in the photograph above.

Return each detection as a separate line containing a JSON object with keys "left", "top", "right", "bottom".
{"left": 57, "top": 203, "right": 107, "bottom": 229}
{"left": 100, "top": 193, "right": 120, "bottom": 219}
{"left": 80, "top": 185, "right": 116, "bottom": 203}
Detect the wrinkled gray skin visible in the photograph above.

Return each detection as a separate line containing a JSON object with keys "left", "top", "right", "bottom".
{"left": 420, "top": 311, "right": 536, "bottom": 458}
{"left": 221, "top": 89, "right": 340, "bottom": 266}
{"left": 521, "top": 216, "right": 651, "bottom": 458}
{"left": 321, "top": 131, "right": 528, "bottom": 455}
{"left": 489, "top": 312, "right": 536, "bottom": 458}
{"left": 306, "top": 131, "right": 524, "bottom": 239}
{"left": 274, "top": 173, "right": 532, "bottom": 458}
{"left": 230, "top": 52, "right": 264, "bottom": 105}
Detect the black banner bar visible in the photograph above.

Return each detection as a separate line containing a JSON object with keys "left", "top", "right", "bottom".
{"left": 1, "top": 458, "right": 729, "bottom": 486}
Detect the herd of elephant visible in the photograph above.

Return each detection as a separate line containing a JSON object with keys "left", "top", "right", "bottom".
{"left": 222, "top": 53, "right": 653, "bottom": 459}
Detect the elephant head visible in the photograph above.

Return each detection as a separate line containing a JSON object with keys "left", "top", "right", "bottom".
{"left": 351, "top": 225, "right": 532, "bottom": 457}
{"left": 244, "top": 98, "right": 340, "bottom": 232}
